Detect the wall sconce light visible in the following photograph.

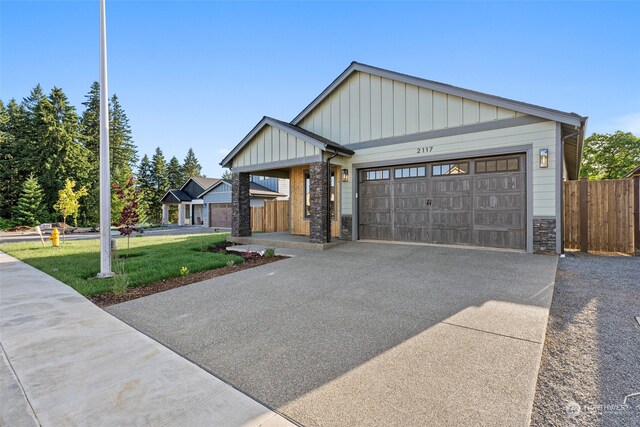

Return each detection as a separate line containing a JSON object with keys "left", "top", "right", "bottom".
{"left": 539, "top": 148, "right": 549, "bottom": 168}
{"left": 342, "top": 168, "right": 349, "bottom": 182}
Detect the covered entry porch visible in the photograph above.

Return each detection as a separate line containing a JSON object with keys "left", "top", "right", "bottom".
{"left": 220, "top": 117, "right": 354, "bottom": 244}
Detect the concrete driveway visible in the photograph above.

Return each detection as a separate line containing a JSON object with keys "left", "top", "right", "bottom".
{"left": 108, "top": 242, "right": 557, "bottom": 426}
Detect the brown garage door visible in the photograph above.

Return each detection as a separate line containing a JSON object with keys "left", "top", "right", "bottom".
{"left": 358, "top": 154, "right": 526, "bottom": 249}
{"left": 209, "top": 203, "right": 232, "bottom": 228}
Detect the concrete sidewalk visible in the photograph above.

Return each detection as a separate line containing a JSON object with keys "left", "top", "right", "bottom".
{"left": 0, "top": 251, "right": 294, "bottom": 427}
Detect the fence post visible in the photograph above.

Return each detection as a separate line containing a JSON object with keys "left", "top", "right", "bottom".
{"left": 580, "top": 177, "right": 589, "bottom": 253}
{"left": 634, "top": 175, "right": 639, "bottom": 256}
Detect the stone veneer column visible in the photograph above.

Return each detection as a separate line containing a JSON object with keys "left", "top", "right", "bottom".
{"left": 231, "top": 172, "right": 251, "bottom": 237}
{"left": 309, "top": 162, "right": 329, "bottom": 243}
{"left": 340, "top": 215, "right": 352, "bottom": 240}
{"left": 533, "top": 218, "right": 557, "bottom": 253}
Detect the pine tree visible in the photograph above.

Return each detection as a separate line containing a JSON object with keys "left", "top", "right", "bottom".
{"left": 182, "top": 147, "right": 202, "bottom": 180}
{"left": 137, "top": 154, "right": 153, "bottom": 223}
{"left": 167, "top": 156, "right": 183, "bottom": 189}
{"left": 109, "top": 94, "right": 138, "bottom": 171}
{"left": 78, "top": 82, "right": 101, "bottom": 225}
{"left": 13, "top": 174, "right": 47, "bottom": 226}
{"left": 150, "top": 147, "right": 168, "bottom": 223}
{"left": 33, "top": 87, "right": 91, "bottom": 210}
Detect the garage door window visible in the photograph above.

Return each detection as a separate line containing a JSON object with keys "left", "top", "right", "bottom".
{"left": 364, "top": 169, "right": 390, "bottom": 181}
{"left": 432, "top": 162, "right": 469, "bottom": 176}
{"left": 395, "top": 166, "right": 426, "bottom": 179}
{"left": 476, "top": 158, "right": 519, "bottom": 173}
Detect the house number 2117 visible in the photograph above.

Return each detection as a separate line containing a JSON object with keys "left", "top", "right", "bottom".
{"left": 417, "top": 146, "right": 433, "bottom": 154}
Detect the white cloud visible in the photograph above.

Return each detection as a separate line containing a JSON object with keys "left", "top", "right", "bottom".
{"left": 217, "top": 147, "right": 231, "bottom": 156}
{"left": 614, "top": 112, "right": 640, "bottom": 134}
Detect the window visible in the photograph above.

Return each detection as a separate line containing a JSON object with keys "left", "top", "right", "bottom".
{"left": 304, "top": 172, "right": 336, "bottom": 219}
{"left": 394, "top": 166, "right": 426, "bottom": 179}
{"left": 475, "top": 157, "right": 519, "bottom": 173}
{"left": 363, "top": 169, "right": 390, "bottom": 181}
{"left": 432, "top": 162, "right": 469, "bottom": 176}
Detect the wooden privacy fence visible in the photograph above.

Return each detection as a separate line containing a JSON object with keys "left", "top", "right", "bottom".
{"left": 251, "top": 200, "right": 289, "bottom": 232}
{"left": 564, "top": 177, "right": 638, "bottom": 254}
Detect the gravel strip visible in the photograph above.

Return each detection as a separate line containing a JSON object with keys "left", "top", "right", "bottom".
{"left": 531, "top": 253, "right": 640, "bottom": 426}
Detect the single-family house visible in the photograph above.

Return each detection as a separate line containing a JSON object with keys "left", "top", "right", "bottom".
{"left": 160, "top": 176, "right": 283, "bottom": 228}
{"left": 221, "top": 62, "right": 587, "bottom": 253}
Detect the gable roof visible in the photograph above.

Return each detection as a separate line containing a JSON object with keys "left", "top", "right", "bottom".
{"left": 159, "top": 189, "right": 191, "bottom": 204}
{"left": 198, "top": 179, "right": 284, "bottom": 198}
{"left": 291, "top": 62, "right": 586, "bottom": 128}
{"left": 625, "top": 164, "right": 640, "bottom": 178}
{"left": 180, "top": 176, "right": 220, "bottom": 194}
{"left": 220, "top": 116, "right": 354, "bottom": 168}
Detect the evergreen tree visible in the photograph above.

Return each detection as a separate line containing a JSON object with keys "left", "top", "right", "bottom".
{"left": 0, "top": 87, "right": 45, "bottom": 218}
{"left": 221, "top": 169, "right": 232, "bottom": 181}
{"left": 13, "top": 174, "right": 47, "bottom": 226}
{"left": 149, "top": 147, "right": 168, "bottom": 223}
{"left": 182, "top": 147, "right": 202, "bottom": 180}
{"left": 136, "top": 154, "right": 153, "bottom": 224}
{"left": 167, "top": 156, "right": 183, "bottom": 188}
{"left": 33, "top": 87, "right": 91, "bottom": 209}
{"left": 109, "top": 94, "right": 138, "bottom": 171}
{"left": 78, "top": 82, "right": 101, "bottom": 224}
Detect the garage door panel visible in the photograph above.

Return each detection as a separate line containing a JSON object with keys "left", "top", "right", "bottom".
{"left": 359, "top": 154, "right": 526, "bottom": 249}
{"left": 209, "top": 203, "right": 232, "bottom": 228}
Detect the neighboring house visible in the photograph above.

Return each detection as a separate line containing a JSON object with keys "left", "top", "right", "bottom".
{"left": 624, "top": 165, "right": 640, "bottom": 178}
{"left": 251, "top": 175, "right": 290, "bottom": 200}
{"left": 160, "top": 176, "right": 282, "bottom": 227}
{"left": 199, "top": 180, "right": 283, "bottom": 228}
{"left": 221, "top": 62, "right": 587, "bottom": 253}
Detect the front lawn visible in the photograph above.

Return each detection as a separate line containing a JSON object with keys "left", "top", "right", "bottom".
{"left": 0, "top": 233, "right": 244, "bottom": 296}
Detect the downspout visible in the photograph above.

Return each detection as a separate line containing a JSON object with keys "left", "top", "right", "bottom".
{"left": 560, "top": 127, "right": 585, "bottom": 257}
{"left": 326, "top": 149, "right": 339, "bottom": 243}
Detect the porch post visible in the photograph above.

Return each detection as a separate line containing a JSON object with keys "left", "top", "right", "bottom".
{"left": 178, "top": 204, "right": 185, "bottom": 226}
{"left": 309, "top": 161, "right": 329, "bottom": 243}
{"left": 232, "top": 172, "right": 251, "bottom": 237}
{"left": 161, "top": 204, "right": 169, "bottom": 225}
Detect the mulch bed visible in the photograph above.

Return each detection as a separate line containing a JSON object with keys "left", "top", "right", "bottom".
{"left": 89, "top": 252, "right": 286, "bottom": 308}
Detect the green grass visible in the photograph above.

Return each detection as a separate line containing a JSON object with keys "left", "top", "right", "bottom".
{"left": 0, "top": 233, "right": 244, "bottom": 296}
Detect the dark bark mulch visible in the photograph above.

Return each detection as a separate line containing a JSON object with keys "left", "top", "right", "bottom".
{"left": 89, "top": 254, "right": 286, "bottom": 308}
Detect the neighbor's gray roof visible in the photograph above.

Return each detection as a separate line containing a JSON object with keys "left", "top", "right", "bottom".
{"left": 159, "top": 189, "right": 191, "bottom": 204}
{"left": 292, "top": 61, "right": 587, "bottom": 127}
{"left": 182, "top": 176, "right": 220, "bottom": 192}
{"left": 198, "top": 179, "right": 284, "bottom": 198}
{"left": 220, "top": 116, "right": 354, "bottom": 168}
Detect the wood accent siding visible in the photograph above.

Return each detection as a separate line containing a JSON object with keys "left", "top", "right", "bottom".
{"left": 298, "top": 71, "right": 521, "bottom": 146}
{"left": 290, "top": 165, "right": 340, "bottom": 238}
{"left": 232, "top": 125, "right": 321, "bottom": 168}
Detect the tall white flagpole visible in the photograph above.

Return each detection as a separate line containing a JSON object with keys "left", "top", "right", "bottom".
{"left": 98, "top": 0, "right": 113, "bottom": 278}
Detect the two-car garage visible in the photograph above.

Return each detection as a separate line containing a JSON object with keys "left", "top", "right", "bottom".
{"left": 358, "top": 154, "right": 527, "bottom": 250}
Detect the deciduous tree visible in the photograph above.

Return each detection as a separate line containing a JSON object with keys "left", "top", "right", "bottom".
{"left": 54, "top": 179, "right": 88, "bottom": 239}
{"left": 580, "top": 131, "right": 640, "bottom": 179}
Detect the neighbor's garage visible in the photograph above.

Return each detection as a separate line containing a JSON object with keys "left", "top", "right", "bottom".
{"left": 358, "top": 154, "right": 526, "bottom": 249}
{"left": 208, "top": 203, "right": 232, "bottom": 228}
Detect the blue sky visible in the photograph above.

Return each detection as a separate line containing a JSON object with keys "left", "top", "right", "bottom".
{"left": 2, "top": 1, "right": 639, "bottom": 178}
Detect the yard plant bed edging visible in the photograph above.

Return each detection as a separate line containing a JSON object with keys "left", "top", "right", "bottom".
{"left": 90, "top": 254, "right": 286, "bottom": 307}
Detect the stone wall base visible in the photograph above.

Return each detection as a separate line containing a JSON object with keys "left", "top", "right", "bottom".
{"left": 533, "top": 218, "right": 556, "bottom": 254}
{"left": 340, "top": 215, "right": 352, "bottom": 241}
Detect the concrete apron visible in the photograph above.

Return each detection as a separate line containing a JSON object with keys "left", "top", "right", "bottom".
{"left": 0, "top": 251, "right": 294, "bottom": 427}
